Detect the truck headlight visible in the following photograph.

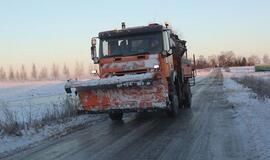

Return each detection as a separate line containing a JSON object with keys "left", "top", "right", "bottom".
{"left": 153, "top": 64, "right": 160, "bottom": 69}
{"left": 91, "top": 70, "right": 97, "bottom": 74}
{"left": 151, "top": 64, "right": 160, "bottom": 71}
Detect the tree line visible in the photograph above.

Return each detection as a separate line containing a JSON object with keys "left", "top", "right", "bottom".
{"left": 195, "top": 51, "right": 269, "bottom": 69}
{"left": 1, "top": 52, "right": 269, "bottom": 81}
{"left": 0, "top": 62, "right": 97, "bottom": 81}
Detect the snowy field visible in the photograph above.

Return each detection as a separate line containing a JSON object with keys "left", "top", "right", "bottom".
{"left": 224, "top": 66, "right": 270, "bottom": 80}
{"left": 0, "top": 81, "right": 66, "bottom": 123}
{"left": 0, "top": 81, "right": 107, "bottom": 157}
{"left": 223, "top": 67, "right": 270, "bottom": 159}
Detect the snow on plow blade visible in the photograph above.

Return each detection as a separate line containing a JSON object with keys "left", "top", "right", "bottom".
{"left": 65, "top": 73, "right": 169, "bottom": 112}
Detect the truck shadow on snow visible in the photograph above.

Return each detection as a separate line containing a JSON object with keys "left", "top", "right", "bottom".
{"left": 109, "top": 109, "right": 194, "bottom": 128}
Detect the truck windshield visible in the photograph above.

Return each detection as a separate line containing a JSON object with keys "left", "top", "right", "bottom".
{"left": 99, "top": 33, "right": 163, "bottom": 58}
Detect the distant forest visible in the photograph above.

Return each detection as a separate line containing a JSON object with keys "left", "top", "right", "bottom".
{"left": 0, "top": 52, "right": 269, "bottom": 81}
{"left": 0, "top": 62, "right": 97, "bottom": 81}
{"left": 195, "top": 52, "right": 269, "bottom": 69}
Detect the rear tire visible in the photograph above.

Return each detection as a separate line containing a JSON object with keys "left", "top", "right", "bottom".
{"left": 183, "top": 83, "right": 192, "bottom": 108}
{"left": 109, "top": 112, "right": 123, "bottom": 121}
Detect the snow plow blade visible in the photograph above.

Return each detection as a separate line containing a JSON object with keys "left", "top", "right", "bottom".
{"left": 65, "top": 73, "right": 169, "bottom": 113}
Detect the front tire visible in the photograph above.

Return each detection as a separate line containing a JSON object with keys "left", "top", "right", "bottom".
{"left": 167, "top": 81, "right": 179, "bottom": 117}
{"left": 109, "top": 112, "right": 123, "bottom": 121}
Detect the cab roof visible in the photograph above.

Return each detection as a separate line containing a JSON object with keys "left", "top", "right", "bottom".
{"left": 98, "top": 24, "right": 167, "bottom": 39}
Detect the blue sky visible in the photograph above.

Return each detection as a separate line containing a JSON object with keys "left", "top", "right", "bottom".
{"left": 0, "top": 0, "right": 269, "bottom": 68}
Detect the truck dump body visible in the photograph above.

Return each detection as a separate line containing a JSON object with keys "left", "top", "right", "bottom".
{"left": 65, "top": 73, "right": 169, "bottom": 112}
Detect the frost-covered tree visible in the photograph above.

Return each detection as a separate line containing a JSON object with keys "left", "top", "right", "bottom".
{"left": 196, "top": 55, "right": 208, "bottom": 69}
{"left": 0, "top": 67, "right": 7, "bottom": 80}
{"left": 62, "top": 63, "right": 70, "bottom": 79}
{"left": 31, "top": 63, "right": 37, "bottom": 80}
{"left": 263, "top": 54, "right": 269, "bottom": 64}
{"left": 248, "top": 55, "right": 260, "bottom": 66}
{"left": 219, "top": 51, "right": 236, "bottom": 67}
{"left": 241, "top": 57, "right": 247, "bottom": 66}
{"left": 8, "top": 67, "right": 15, "bottom": 80}
{"left": 20, "top": 65, "right": 27, "bottom": 80}
{"left": 39, "top": 67, "right": 48, "bottom": 80}
{"left": 15, "top": 70, "right": 20, "bottom": 81}
{"left": 51, "top": 63, "right": 59, "bottom": 80}
{"left": 234, "top": 56, "right": 242, "bottom": 66}
{"left": 74, "top": 62, "right": 84, "bottom": 79}
{"left": 208, "top": 55, "right": 217, "bottom": 67}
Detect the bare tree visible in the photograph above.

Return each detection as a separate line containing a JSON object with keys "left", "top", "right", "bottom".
{"left": 39, "top": 67, "right": 48, "bottom": 80}
{"left": 241, "top": 57, "right": 247, "bottom": 66}
{"left": 51, "top": 63, "right": 59, "bottom": 80}
{"left": 20, "top": 65, "right": 27, "bottom": 80}
{"left": 221, "top": 51, "right": 236, "bottom": 66}
{"left": 0, "top": 67, "right": 7, "bottom": 80}
{"left": 263, "top": 54, "right": 269, "bottom": 64}
{"left": 248, "top": 55, "right": 260, "bottom": 66}
{"left": 208, "top": 55, "right": 217, "bottom": 67}
{"left": 15, "top": 70, "right": 20, "bottom": 81}
{"left": 234, "top": 56, "right": 242, "bottom": 66}
{"left": 218, "top": 54, "right": 225, "bottom": 67}
{"left": 196, "top": 55, "right": 208, "bottom": 69}
{"left": 31, "top": 63, "right": 37, "bottom": 80}
{"left": 8, "top": 67, "right": 15, "bottom": 80}
{"left": 62, "top": 63, "right": 70, "bottom": 79}
{"left": 74, "top": 62, "right": 84, "bottom": 79}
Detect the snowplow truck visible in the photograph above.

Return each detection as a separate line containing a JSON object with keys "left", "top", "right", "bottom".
{"left": 65, "top": 23, "right": 196, "bottom": 120}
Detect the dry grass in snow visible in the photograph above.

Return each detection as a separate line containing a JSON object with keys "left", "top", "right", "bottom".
{"left": 232, "top": 76, "right": 270, "bottom": 100}
{"left": 0, "top": 96, "right": 80, "bottom": 136}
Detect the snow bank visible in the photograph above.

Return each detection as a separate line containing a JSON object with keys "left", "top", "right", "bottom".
{"left": 195, "top": 68, "right": 213, "bottom": 83}
{"left": 223, "top": 66, "right": 270, "bottom": 80}
{"left": 229, "top": 66, "right": 255, "bottom": 73}
{"left": 0, "top": 114, "right": 107, "bottom": 158}
{"left": 223, "top": 71, "right": 270, "bottom": 160}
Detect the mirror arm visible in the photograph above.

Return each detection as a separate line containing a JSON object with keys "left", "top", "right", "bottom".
{"left": 90, "top": 37, "right": 99, "bottom": 64}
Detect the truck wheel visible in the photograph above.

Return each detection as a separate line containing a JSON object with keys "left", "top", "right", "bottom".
{"left": 109, "top": 112, "right": 123, "bottom": 121}
{"left": 183, "top": 84, "right": 192, "bottom": 108}
{"left": 166, "top": 83, "right": 179, "bottom": 117}
{"left": 177, "top": 82, "right": 183, "bottom": 109}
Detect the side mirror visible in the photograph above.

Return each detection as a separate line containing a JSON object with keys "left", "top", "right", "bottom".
{"left": 91, "top": 38, "right": 96, "bottom": 46}
{"left": 161, "top": 48, "right": 173, "bottom": 57}
{"left": 90, "top": 38, "right": 99, "bottom": 64}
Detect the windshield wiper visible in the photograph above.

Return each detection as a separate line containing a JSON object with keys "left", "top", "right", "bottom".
{"left": 103, "top": 54, "right": 124, "bottom": 58}
{"left": 102, "top": 51, "right": 151, "bottom": 58}
{"left": 131, "top": 52, "right": 150, "bottom": 56}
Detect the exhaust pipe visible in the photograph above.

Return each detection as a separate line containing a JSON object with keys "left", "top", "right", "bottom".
{"left": 121, "top": 22, "right": 126, "bottom": 29}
